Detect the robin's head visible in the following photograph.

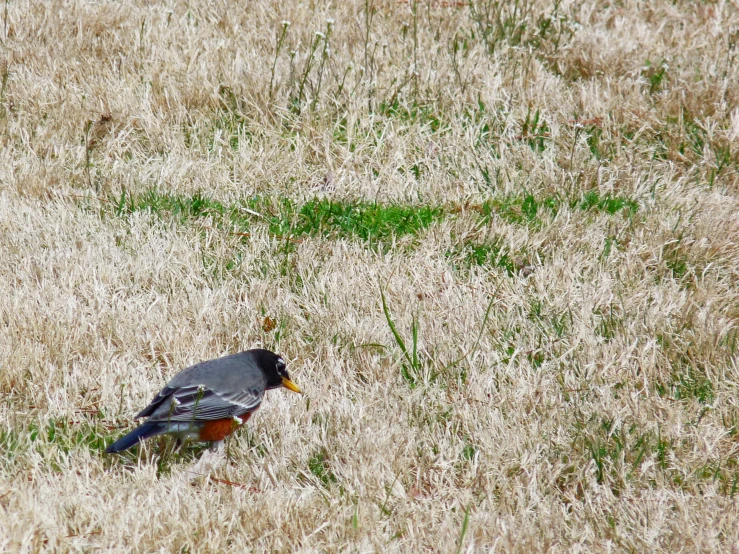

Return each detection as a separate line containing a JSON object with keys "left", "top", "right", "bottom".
{"left": 253, "top": 349, "right": 302, "bottom": 393}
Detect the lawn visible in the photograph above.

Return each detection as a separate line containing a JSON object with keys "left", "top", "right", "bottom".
{"left": 1, "top": 0, "right": 739, "bottom": 551}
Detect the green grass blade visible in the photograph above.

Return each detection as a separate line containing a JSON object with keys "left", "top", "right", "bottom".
{"left": 411, "top": 314, "right": 419, "bottom": 370}
{"left": 454, "top": 503, "right": 471, "bottom": 554}
{"left": 380, "top": 284, "right": 412, "bottom": 367}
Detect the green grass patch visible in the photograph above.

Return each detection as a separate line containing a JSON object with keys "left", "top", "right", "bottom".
{"left": 381, "top": 287, "right": 427, "bottom": 389}
{"left": 308, "top": 448, "right": 337, "bottom": 486}
{"left": 648, "top": 116, "right": 737, "bottom": 185}
{"left": 447, "top": 239, "right": 517, "bottom": 276}
{"left": 520, "top": 107, "right": 550, "bottom": 152}
{"left": 32, "top": 417, "right": 109, "bottom": 454}
{"left": 478, "top": 194, "right": 556, "bottom": 226}
{"left": 0, "top": 428, "right": 20, "bottom": 468}
{"left": 106, "top": 189, "right": 639, "bottom": 263}
{"left": 578, "top": 191, "right": 638, "bottom": 215}
{"left": 569, "top": 414, "right": 738, "bottom": 496}
{"left": 660, "top": 238, "right": 693, "bottom": 285}
{"left": 292, "top": 200, "right": 443, "bottom": 243}
{"left": 462, "top": 441, "right": 476, "bottom": 461}
{"left": 0, "top": 415, "right": 112, "bottom": 469}
{"left": 584, "top": 124, "right": 615, "bottom": 161}
{"left": 594, "top": 304, "right": 623, "bottom": 341}
{"left": 642, "top": 59, "right": 669, "bottom": 96}
{"left": 466, "top": 0, "right": 576, "bottom": 58}
{"left": 111, "top": 188, "right": 444, "bottom": 248}
{"left": 580, "top": 417, "right": 674, "bottom": 494}
{"left": 378, "top": 98, "right": 446, "bottom": 133}
{"left": 656, "top": 365, "right": 714, "bottom": 405}
{"left": 478, "top": 191, "right": 637, "bottom": 227}
{"left": 461, "top": 241, "right": 516, "bottom": 273}
{"left": 114, "top": 188, "right": 231, "bottom": 222}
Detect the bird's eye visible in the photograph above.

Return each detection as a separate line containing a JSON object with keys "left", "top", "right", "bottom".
{"left": 276, "top": 357, "right": 286, "bottom": 374}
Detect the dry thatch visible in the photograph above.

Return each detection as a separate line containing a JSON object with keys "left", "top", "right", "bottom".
{"left": 1, "top": 0, "right": 739, "bottom": 551}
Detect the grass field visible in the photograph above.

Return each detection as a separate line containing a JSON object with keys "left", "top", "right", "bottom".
{"left": 1, "top": 0, "right": 739, "bottom": 551}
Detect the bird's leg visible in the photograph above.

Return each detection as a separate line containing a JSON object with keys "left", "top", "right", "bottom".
{"left": 209, "top": 440, "right": 224, "bottom": 452}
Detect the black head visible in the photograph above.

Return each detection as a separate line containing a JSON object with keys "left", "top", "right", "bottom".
{"left": 250, "top": 349, "right": 302, "bottom": 393}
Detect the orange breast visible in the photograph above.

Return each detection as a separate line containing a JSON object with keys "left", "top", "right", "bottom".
{"left": 198, "top": 412, "right": 251, "bottom": 441}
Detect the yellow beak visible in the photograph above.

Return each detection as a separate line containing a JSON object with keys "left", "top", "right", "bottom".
{"left": 282, "top": 377, "right": 302, "bottom": 394}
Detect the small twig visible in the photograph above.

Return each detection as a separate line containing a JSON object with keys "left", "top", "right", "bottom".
{"left": 568, "top": 117, "right": 602, "bottom": 127}
{"left": 230, "top": 230, "right": 251, "bottom": 237}
{"left": 351, "top": 342, "right": 388, "bottom": 352}
{"left": 79, "top": 405, "right": 101, "bottom": 412}
{"left": 64, "top": 530, "right": 100, "bottom": 539}
{"left": 208, "top": 475, "right": 261, "bottom": 493}
{"left": 512, "top": 132, "right": 551, "bottom": 141}
{"left": 76, "top": 400, "right": 101, "bottom": 413}
{"left": 65, "top": 193, "right": 101, "bottom": 202}
{"left": 199, "top": 225, "right": 304, "bottom": 244}
{"left": 238, "top": 206, "right": 264, "bottom": 218}
{"left": 396, "top": 0, "right": 466, "bottom": 6}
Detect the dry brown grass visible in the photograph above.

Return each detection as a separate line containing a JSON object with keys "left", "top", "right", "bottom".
{"left": 2, "top": 0, "right": 739, "bottom": 551}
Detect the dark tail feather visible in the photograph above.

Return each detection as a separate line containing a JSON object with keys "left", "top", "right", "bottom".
{"left": 105, "top": 422, "right": 167, "bottom": 453}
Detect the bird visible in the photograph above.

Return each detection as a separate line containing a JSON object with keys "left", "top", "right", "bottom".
{"left": 105, "top": 349, "right": 301, "bottom": 453}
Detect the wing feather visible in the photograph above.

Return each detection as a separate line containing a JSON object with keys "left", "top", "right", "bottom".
{"left": 135, "top": 386, "right": 178, "bottom": 419}
{"left": 144, "top": 385, "right": 264, "bottom": 422}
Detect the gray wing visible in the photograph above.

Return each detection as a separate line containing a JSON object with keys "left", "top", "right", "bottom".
{"left": 137, "top": 385, "right": 264, "bottom": 422}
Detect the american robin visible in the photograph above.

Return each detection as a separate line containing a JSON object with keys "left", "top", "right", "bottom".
{"left": 105, "top": 349, "right": 301, "bottom": 453}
